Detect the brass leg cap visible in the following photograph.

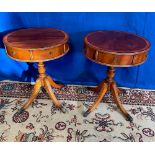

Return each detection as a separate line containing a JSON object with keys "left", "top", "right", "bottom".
{"left": 17, "top": 108, "right": 25, "bottom": 114}
{"left": 126, "top": 114, "right": 133, "bottom": 122}
{"left": 83, "top": 110, "right": 90, "bottom": 117}
{"left": 60, "top": 106, "right": 66, "bottom": 113}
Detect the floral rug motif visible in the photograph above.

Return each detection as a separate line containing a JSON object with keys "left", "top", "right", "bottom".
{"left": 0, "top": 81, "right": 155, "bottom": 142}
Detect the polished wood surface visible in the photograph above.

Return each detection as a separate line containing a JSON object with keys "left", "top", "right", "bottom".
{"left": 3, "top": 28, "right": 69, "bottom": 113}
{"left": 3, "top": 28, "right": 69, "bottom": 62}
{"left": 84, "top": 30, "right": 151, "bottom": 122}
{"left": 84, "top": 30, "right": 150, "bottom": 67}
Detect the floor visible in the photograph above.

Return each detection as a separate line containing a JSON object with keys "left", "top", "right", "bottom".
{"left": 0, "top": 81, "right": 155, "bottom": 142}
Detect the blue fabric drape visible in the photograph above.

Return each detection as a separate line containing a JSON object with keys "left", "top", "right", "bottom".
{"left": 0, "top": 12, "right": 154, "bottom": 89}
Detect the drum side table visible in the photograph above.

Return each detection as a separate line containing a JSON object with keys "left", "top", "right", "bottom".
{"left": 3, "top": 28, "right": 69, "bottom": 113}
{"left": 84, "top": 30, "right": 150, "bottom": 122}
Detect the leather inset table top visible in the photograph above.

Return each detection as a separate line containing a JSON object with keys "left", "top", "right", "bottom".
{"left": 3, "top": 28, "right": 68, "bottom": 50}
{"left": 84, "top": 30, "right": 150, "bottom": 54}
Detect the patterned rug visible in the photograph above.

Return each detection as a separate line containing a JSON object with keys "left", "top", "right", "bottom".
{"left": 0, "top": 81, "right": 155, "bottom": 142}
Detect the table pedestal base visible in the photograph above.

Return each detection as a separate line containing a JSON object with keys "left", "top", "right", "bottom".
{"left": 83, "top": 66, "right": 133, "bottom": 122}
{"left": 18, "top": 62, "right": 65, "bottom": 114}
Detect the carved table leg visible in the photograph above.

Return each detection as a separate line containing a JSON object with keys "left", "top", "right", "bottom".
{"left": 18, "top": 79, "right": 41, "bottom": 114}
{"left": 44, "top": 78, "right": 61, "bottom": 108}
{"left": 111, "top": 82, "right": 133, "bottom": 122}
{"left": 46, "top": 75, "right": 64, "bottom": 89}
{"left": 83, "top": 83, "right": 108, "bottom": 117}
{"left": 88, "top": 80, "right": 106, "bottom": 93}
{"left": 44, "top": 78, "right": 66, "bottom": 113}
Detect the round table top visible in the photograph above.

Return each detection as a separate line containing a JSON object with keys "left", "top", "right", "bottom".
{"left": 84, "top": 30, "right": 150, "bottom": 54}
{"left": 3, "top": 28, "right": 69, "bottom": 62}
{"left": 3, "top": 28, "right": 68, "bottom": 50}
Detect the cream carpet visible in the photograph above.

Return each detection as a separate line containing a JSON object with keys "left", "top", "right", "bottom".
{"left": 0, "top": 81, "right": 155, "bottom": 142}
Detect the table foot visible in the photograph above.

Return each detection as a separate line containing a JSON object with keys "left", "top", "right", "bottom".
{"left": 126, "top": 114, "right": 133, "bottom": 122}
{"left": 60, "top": 106, "right": 66, "bottom": 113}
{"left": 17, "top": 108, "right": 25, "bottom": 114}
{"left": 83, "top": 110, "right": 91, "bottom": 117}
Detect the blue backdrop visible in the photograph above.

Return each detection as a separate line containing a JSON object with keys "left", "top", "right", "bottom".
{"left": 0, "top": 12, "right": 155, "bottom": 89}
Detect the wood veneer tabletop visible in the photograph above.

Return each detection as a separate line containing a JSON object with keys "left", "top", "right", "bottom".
{"left": 84, "top": 30, "right": 150, "bottom": 54}
{"left": 3, "top": 28, "right": 68, "bottom": 50}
